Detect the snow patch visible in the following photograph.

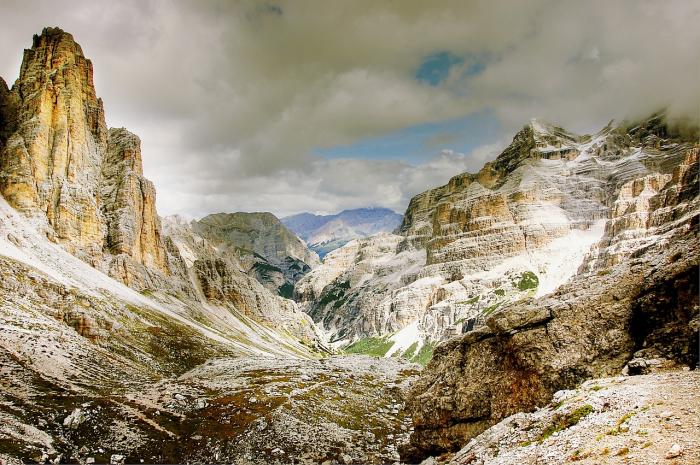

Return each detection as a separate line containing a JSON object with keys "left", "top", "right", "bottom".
{"left": 385, "top": 320, "right": 423, "bottom": 357}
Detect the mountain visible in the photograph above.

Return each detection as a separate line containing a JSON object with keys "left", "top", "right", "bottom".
{"left": 0, "top": 28, "right": 431, "bottom": 464}
{"left": 282, "top": 207, "right": 403, "bottom": 258}
{"left": 189, "top": 212, "right": 320, "bottom": 297}
{"left": 295, "top": 116, "right": 699, "bottom": 368}
{"left": 0, "top": 26, "right": 325, "bottom": 349}
{"left": 1, "top": 26, "right": 698, "bottom": 465}
{"left": 400, "top": 116, "right": 699, "bottom": 461}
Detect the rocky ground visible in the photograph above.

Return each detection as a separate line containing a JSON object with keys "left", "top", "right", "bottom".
{"left": 0, "top": 354, "right": 419, "bottom": 465}
{"left": 440, "top": 370, "right": 700, "bottom": 465}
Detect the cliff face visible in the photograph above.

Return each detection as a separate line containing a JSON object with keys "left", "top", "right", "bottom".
{"left": 0, "top": 28, "right": 108, "bottom": 261}
{"left": 161, "top": 215, "right": 322, "bottom": 344}
{"left": 298, "top": 115, "right": 698, "bottom": 361}
{"left": 0, "top": 28, "right": 322, "bottom": 347}
{"left": 0, "top": 27, "right": 168, "bottom": 286}
{"left": 101, "top": 128, "right": 170, "bottom": 286}
{"left": 400, "top": 132, "right": 699, "bottom": 461}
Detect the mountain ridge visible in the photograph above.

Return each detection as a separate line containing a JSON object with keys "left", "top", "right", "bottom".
{"left": 282, "top": 207, "right": 403, "bottom": 258}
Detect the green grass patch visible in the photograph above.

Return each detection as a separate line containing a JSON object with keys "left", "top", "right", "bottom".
{"left": 482, "top": 302, "right": 501, "bottom": 316}
{"left": 458, "top": 295, "right": 480, "bottom": 305}
{"left": 517, "top": 271, "right": 539, "bottom": 291}
{"left": 411, "top": 341, "right": 435, "bottom": 366}
{"left": 607, "top": 411, "right": 636, "bottom": 436}
{"left": 402, "top": 342, "right": 419, "bottom": 360}
{"left": 494, "top": 288, "right": 505, "bottom": 296}
{"left": 538, "top": 404, "right": 594, "bottom": 443}
{"left": 344, "top": 337, "right": 395, "bottom": 357}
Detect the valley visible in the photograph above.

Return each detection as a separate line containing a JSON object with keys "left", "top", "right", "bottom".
{"left": 0, "top": 26, "right": 697, "bottom": 465}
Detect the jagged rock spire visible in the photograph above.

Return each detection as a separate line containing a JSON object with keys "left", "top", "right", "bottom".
{"left": 0, "top": 27, "right": 170, "bottom": 286}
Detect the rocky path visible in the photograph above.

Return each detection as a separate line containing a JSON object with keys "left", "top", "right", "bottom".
{"left": 443, "top": 370, "right": 700, "bottom": 465}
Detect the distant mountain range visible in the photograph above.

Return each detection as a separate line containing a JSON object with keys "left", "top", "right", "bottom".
{"left": 282, "top": 207, "right": 403, "bottom": 258}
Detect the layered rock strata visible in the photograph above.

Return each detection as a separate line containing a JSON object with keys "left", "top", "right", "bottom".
{"left": 0, "top": 27, "right": 321, "bottom": 346}
{"left": 0, "top": 28, "right": 170, "bottom": 284}
{"left": 297, "top": 116, "right": 699, "bottom": 359}
{"left": 400, "top": 132, "right": 699, "bottom": 460}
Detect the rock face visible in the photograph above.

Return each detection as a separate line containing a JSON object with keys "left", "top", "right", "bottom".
{"left": 400, "top": 125, "right": 699, "bottom": 460}
{"left": 0, "top": 28, "right": 108, "bottom": 261}
{"left": 282, "top": 207, "right": 403, "bottom": 258}
{"left": 162, "top": 215, "right": 321, "bottom": 345}
{"left": 445, "top": 371, "right": 700, "bottom": 465}
{"left": 0, "top": 28, "right": 323, "bottom": 347}
{"left": 297, "top": 115, "right": 699, "bottom": 362}
{"left": 0, "top": 27, "right": 171, "bottom": 287}
{"left": 101, "top": 128, "right": 170, "bottom": 287}
{"left": 191, "top": 212, "right": 320, "bottom": 297}
{"left": 295, "top": 233, "right": 426, "bottom": 345}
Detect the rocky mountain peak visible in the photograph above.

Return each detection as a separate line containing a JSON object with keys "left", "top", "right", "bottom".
{"left": 192, "top": 211, "right": 321, "bottom": 296}
{"left": 0, "top": 26, "right": 107, "bottom": 260}
{"left": 0, "top": 27, "right": 172, "bottom": 289}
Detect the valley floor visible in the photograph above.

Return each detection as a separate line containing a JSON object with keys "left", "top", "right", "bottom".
{"left": 0, "top": 353, "right": 419, "bottom": 465}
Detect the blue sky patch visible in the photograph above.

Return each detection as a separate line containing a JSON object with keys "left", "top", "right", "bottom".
{"left": 316, "top": 110, "right": 501, "bottom": 163}
{"left": 415, "top": 52, "right": 463, "bottom": 86}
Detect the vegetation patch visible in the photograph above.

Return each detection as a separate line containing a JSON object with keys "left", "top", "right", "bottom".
{"left": 401, "top": 342, "right": 419, "bottom": 360}
{"left": 411, "top": 342, "right": 435, "bottom": 366}
{"left": 538, "top": 404, "right": 594, "bottom": 442}
{"left": 494, "top": 288, "right": 505, "bottom": 296}
{"left": 252, "top": 262, "right": 283, "bottom": 273}
{"left": 517, "top": 271, "right": 539, "bottom": 291}
{"left": 345, "top": 337, "right": 395, "bottom": 357}
{"left": 482, "top": 302, "right": 501, "bottom": 316}
{"left": 318, "top": 281, "right": 351, "bottom": 308}
{"left": 458, "top": 295, "right": 480, "bottom": 305}
{"left": 278, "top": 282, "right": 294, "bottom": 299}
{"left": 607, "top": 411, "right": 636, "bottom": 435}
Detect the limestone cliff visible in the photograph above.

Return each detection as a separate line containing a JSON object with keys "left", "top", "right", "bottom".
{"left": 297, "top": 115, "right": 699, "bottom": 365}
{"left": 162, "top": 215, "right": 322, "bottom": 344}
{"left": 399, "top": 121, "right": 699, "bottom": 460}
{"left": 0, "top": 28, "right": 322, "bottom": 346}
{"left": 0, "top": 28, "right": 108, "bottom": 261}
{"left": 0, "top": 27, "right": 170, "bottom": 286}
{"left": 100, "top": 128, "right": 170, "bottom": 287}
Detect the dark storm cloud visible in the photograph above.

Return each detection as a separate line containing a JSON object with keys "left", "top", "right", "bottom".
{"left": 0, "top": 0, "right": 697, "bottom": 217}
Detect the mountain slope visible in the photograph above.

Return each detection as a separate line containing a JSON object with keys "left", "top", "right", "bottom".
{"left": 282, "top": 207, "right": 402, "bottom": 258}
{"left": 190, "top": 212, "right": 320, "bottom": 297}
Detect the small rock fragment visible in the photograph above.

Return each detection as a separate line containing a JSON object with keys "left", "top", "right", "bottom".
{"left": 665, "top": 443, "right": 682, "bottom": 459}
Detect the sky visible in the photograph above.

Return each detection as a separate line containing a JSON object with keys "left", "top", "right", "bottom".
{"left": 0, "top": 0, "right": 698, "bottom": 218}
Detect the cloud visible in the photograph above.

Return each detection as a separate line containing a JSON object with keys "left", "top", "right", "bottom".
{"left": 153, "top": 145, "right": 502, "bottom": 218}
{"left": 0, "top": 0, "right": 697, "bottom": 217}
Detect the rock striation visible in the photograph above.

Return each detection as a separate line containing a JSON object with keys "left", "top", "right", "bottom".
{"left": 400, "top": 121, "right": 699, "bottom": 460}
{"left": 0, "top": 27, "right": 171, "bottom": 287}
{"left": 162, "top": 215, "right": 322, "bottom": 345}
{"left": 0, "top": 27, "right": 322, "bottom": 347}
{"left": 101, "top": 128, "right": 170, "bottom": 288}
{"left": 297, "top": 115, "right": 699, "bottom": 362}
{"left": 0, "top": 28, "right": 108, "bottom": 261}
